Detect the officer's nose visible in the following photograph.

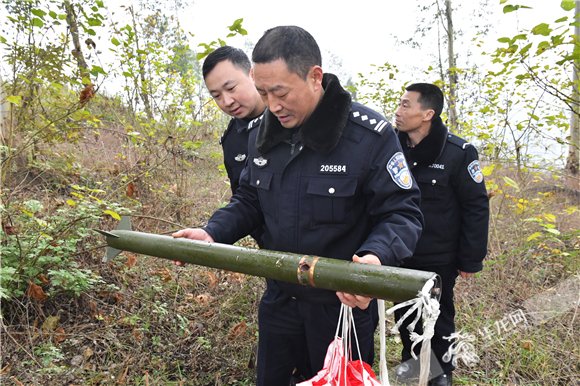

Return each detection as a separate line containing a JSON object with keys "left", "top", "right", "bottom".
{"left": 224, "top": 93, "right": 235, "bottom": 107}
{"left": 268, "top": 97, "right": 283, "bottom": 113}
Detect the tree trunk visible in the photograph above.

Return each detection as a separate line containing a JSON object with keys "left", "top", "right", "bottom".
{"left": 566, "top": 1, "right": 580, "bottom": 186}
{"left": 130, "top": 7, "right": 153, "bottom": 120}
{"left": 446, "top": 0, "right": 459, "bottom": 132}
{"left": 64, "top": 0, "right": 90, "bottom": 83}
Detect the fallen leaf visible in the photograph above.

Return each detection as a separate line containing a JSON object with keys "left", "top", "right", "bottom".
{"left": 195, "top": 294, "right": 213, "bottom": 306}
{"left": 133, "top": 328, "right": 141, "bottom": 342}
{"left": 155, "top": 267, "right": 172, "bottom": 283}
{"left": 98, "top": 291, "right": 110, "bottom": 298}
{"left": 89, "top": 300, "right": 97, "bottom": 312}
{"left": 169, "top": 184, "right": 177, "bottom": 192}
{"left": 10, "top": 376, "right": 24, "bottom": 386}
{"left": 206, "top": 271, "right": 217, "bottom": 287}
{"left": 83, "top": 347, "right": 93, "bottom": 360}
{"left": 228, "top": 321, "right": 247, "bottom": 340}
{"left": 225, "top": 271, "right": 245, "bottom": 284}
{"left": 126, "top": 182, "right": 135, "bottom": 199}
{"left": 38, "top": 274, "right": 49, "bottom": 284}
{"left": 42, "top": 315, "right": 60, "bottom": 332}
{"left": 118, "top": 365, "right": 129, "bottom": 384}
{"left": 1, "top": 365, "right": 10, "bottom": 375}
{"left": 112, "top": 293, "right": 123, "bottom": 302}
{"left": 33, "top": 318, "right": 40, "bottom": 328}
{"left": 54, "top": 327, "right": 66, "bottom": 344}
{"left": 125, "top": 253, "right": 137, "bottom": 269}
{"left": 2, "top": 221, "right": 16, "bottom": 235}
{"left": 71, "top": 355, "right": 84, "bottom": 367}
{"left": 521, "top": 340, "right": 533, "bottom": 350}
{"left": 184, "top": 293, "right": 195, "bottom": 302}
{"left": 27, "top": 281, "right": 47, "bottom": 300}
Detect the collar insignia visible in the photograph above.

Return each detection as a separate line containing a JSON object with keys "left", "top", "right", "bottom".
{"left": 253, "top": 156, "right": 268, "bottom": 168}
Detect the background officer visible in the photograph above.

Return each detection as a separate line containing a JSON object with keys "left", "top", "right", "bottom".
{"left": 174, "top": 26, "right": 424, "bottom": 385}
{"left": 393, "top": 83, "right": 489, "bottom": 386}
{"left": 202, "top": 46, "right": 265, "bottom": 245}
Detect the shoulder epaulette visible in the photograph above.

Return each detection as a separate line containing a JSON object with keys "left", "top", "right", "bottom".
{"left": 348, "top": 107, "right": 390, "bottom": 135}
{"left": 219, "top": 118, "right": 236, "bottom": 145}
{"left": 446, "top": 133, "right": 471, "bottom": 150}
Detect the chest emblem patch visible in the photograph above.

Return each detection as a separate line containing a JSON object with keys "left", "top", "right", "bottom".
{"left": 387, "top": 152, "right": 412, "bottom": 190}
{"left": 253, "top": 156, "right": 268, "bottom": 168}
{"left": 235, "top": 154, "right": 247, "bottom": 162}
{"left": 468, "top": 160, "right": 484, "bottom": 183}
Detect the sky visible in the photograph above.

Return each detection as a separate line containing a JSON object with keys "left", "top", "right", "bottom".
{"left": 179, "top": 0, "right": 569, "bottom": 81}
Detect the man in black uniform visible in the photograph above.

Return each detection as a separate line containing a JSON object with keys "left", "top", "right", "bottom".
{"left": 174, "top": 26, "right": 424, "bottom": 385}
{"left": 202, "top": 46, "right": 265, "bottom": 195}
{"left": 393, "top": 83, "right": 489, "bottom": 386}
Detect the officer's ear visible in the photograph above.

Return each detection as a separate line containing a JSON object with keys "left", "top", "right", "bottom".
{"left": 423, "top": 109, "right": 435, "bottom": 122}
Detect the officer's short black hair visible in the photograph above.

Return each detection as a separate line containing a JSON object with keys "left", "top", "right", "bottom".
{"left": 252, "top": 26, "right": 322, "bottom": 81}
{"left": 202, "top": 46, "right": 251, "bottom": 80}
{"left": 406, "top": 83, "right": 444, "bottom": 118}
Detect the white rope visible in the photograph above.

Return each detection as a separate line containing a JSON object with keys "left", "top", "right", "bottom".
{"left": 386, "top": 279, "right": 440, "bottom": 386}
{"left": 442, "top": 332, "right": 479, "bottom": 367}
{"left": 378, "top": 299, "right": 391, "bottom": 385}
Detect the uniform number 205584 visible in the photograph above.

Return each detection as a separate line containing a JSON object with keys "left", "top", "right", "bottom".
{"left": 320, "top": 165, "right": 347, "bottom": 173}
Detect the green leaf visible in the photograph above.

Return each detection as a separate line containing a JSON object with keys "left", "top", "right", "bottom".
{"left": 67, "top": 199, "right": 76, "bottom": 206}
{"left": 111, "top": 37, "right": 120, "bottom": 46}
{"left": 58, "top": 14, "right": 66, "bottom": 20}
{"left": 87, "top": 28, "right": 96, "bottom": 36}
{"left": 527, "top": 232, "right": 542, "bottom": 242}
{"left": 555, "top": 16, "right": 569, "bottom": 23}
{"left": 546, "top": 228, "right": 561, "bottom": 235}
{"left": 503, "top": 176, "right": 520, "bottom": 191}
{"left": 31, "top": 9, "right": 47, "bottom": 18}
{"left": 104, "top": 210, "right": 121, "bottom": 221}
{"left": 50, "top": 82, "right": 63, "bottom": 89}
{"left": 503, "top": 5, "right": 516, "bottom": 13}
{"left": 7, "top": 96, "right": 21, "bottom": 105}
{"left": 531, "top": 23, "right": 552, "bottom": 36}
{"left": 87, "top": 18, "right": 102, "bottom": 27}
{"left": 49, "top": 11, "right": 57, "bottom": 19}
{"left": 482, "top": 165, "right": 495, "bottom": 176}
{"left": 31, "top": 18, "right": 44, "bottom": 28}
{"left": 561, "top": 1, "right": 576, "bottom": 11}
{"left": 498, "top": 37, "right": 511, "bottom": 43}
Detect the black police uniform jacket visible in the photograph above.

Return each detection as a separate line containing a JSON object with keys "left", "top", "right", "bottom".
{"left": 220, "top": 113, "right": 263, "bottom": 195}
{"left": 204, "top": 73, "right": 423, "bottom": 300}
{"left": 398, "top": 117, "right": 489, "bottom": 273}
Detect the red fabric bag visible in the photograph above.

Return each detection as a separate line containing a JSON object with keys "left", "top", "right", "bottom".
{"left": 298, "top": 305, "right": 382, "bottom": 386}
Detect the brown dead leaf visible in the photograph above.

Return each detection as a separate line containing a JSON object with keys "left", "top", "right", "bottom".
{"left": 521, "top": 340, "right": 533, "bottom": 350}
{"left": 169, "top": 184, "right": 178, "bottom": 193}
{"left": 54, "top": 327, "right": 66, "bottom": 344}
{"left": 228, "top": 321, "right": 247, "bottom": 340}
{"left": 83, "top": 347, "right": 93, "bottom": 360}
{"left": 79, "top": 83, "right": 95, "bottom": 106}
{"left": 133, "top": 328, "right": 141, "bottom": 342}
{"left": 118, "top": 364, "right": 129, "bottom": 384}
{"left": 10, "top": 376, "right": 24, "bottom": 386}
{"left": 89, "top": 299, "right": 97, "bottom": 312}
{"left": 27, "top": 281, "right": 47, "bottom": 300}
{"left": 33, "top": 317, "right": 40, "bottom": 328}
{"left": 1, "top": 365, "right": 11, "bottom": 375}
{"left": 126, "top": 182, "right": 136, "bottom": 198}
{"left": 98, "top": 290, "right": 110, "bottom": 298}
{"left": 42, "top": 315, "right": 60, "bottom": 332}
{"left": 125, "top": 253, "right": 137, "bottom": 269}
{"left": 206, "top": 271, "right": 217, "bottom": 287}
{"left": 112, "top": 293, "right": 123, "bottom": 302}
{"left": 2, "top": 221, "right": 17, "bottom": 235}
{"left": 203, "top": 310, "right": 214, "bottom": 317}
{"left": 184, "top": 293, "right": 195, "bottom": 302}
{"left": 155, "top": 267, "right": 172, "bottom": 283}
{"left": 195, "top": 294, "right": 213, "bottom": 306}
{"left": 38, "top": 274, "right": 49, "bottom": 284}
{"left": 225, "top": 271, "right": 245, "bottom": 284}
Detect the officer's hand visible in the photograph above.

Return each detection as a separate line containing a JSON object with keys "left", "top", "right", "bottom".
{"left": 336, "top": 254, "right": 381, "bottom": 309}
{"left": 171, "top": 229, "right": 214, "bottom": 266}
{"left": 458, "top": 270, "right": 475, "bottom": 279}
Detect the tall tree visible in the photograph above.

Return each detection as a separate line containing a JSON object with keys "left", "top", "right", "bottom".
{"left": 567, "top": 1, "right": 580, "bottom": 178}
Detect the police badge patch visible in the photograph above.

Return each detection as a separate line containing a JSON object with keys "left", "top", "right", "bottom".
{"left": 387, "top": 152, "right": 412, "bottom": 190}
{"left": 253, "top": 156, "right": 268, "bottom": 168}
{"left": 235, "top": 154, "right": 247, "bottom": 162}
{"left": 468, "top": 160, "right": 484, "bottom": 183}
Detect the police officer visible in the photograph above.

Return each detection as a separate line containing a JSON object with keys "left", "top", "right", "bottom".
{"left": 202, "top": 46, "right": 266, "bottom": 245}
{"left": 393, "top": 83, "right": 489, "bottom": 386}
{"left": 174, "top": 26, "right": 424, "bottom": 386}
{"left": 202, "top": 45, "right": 266, "bottom": 196}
